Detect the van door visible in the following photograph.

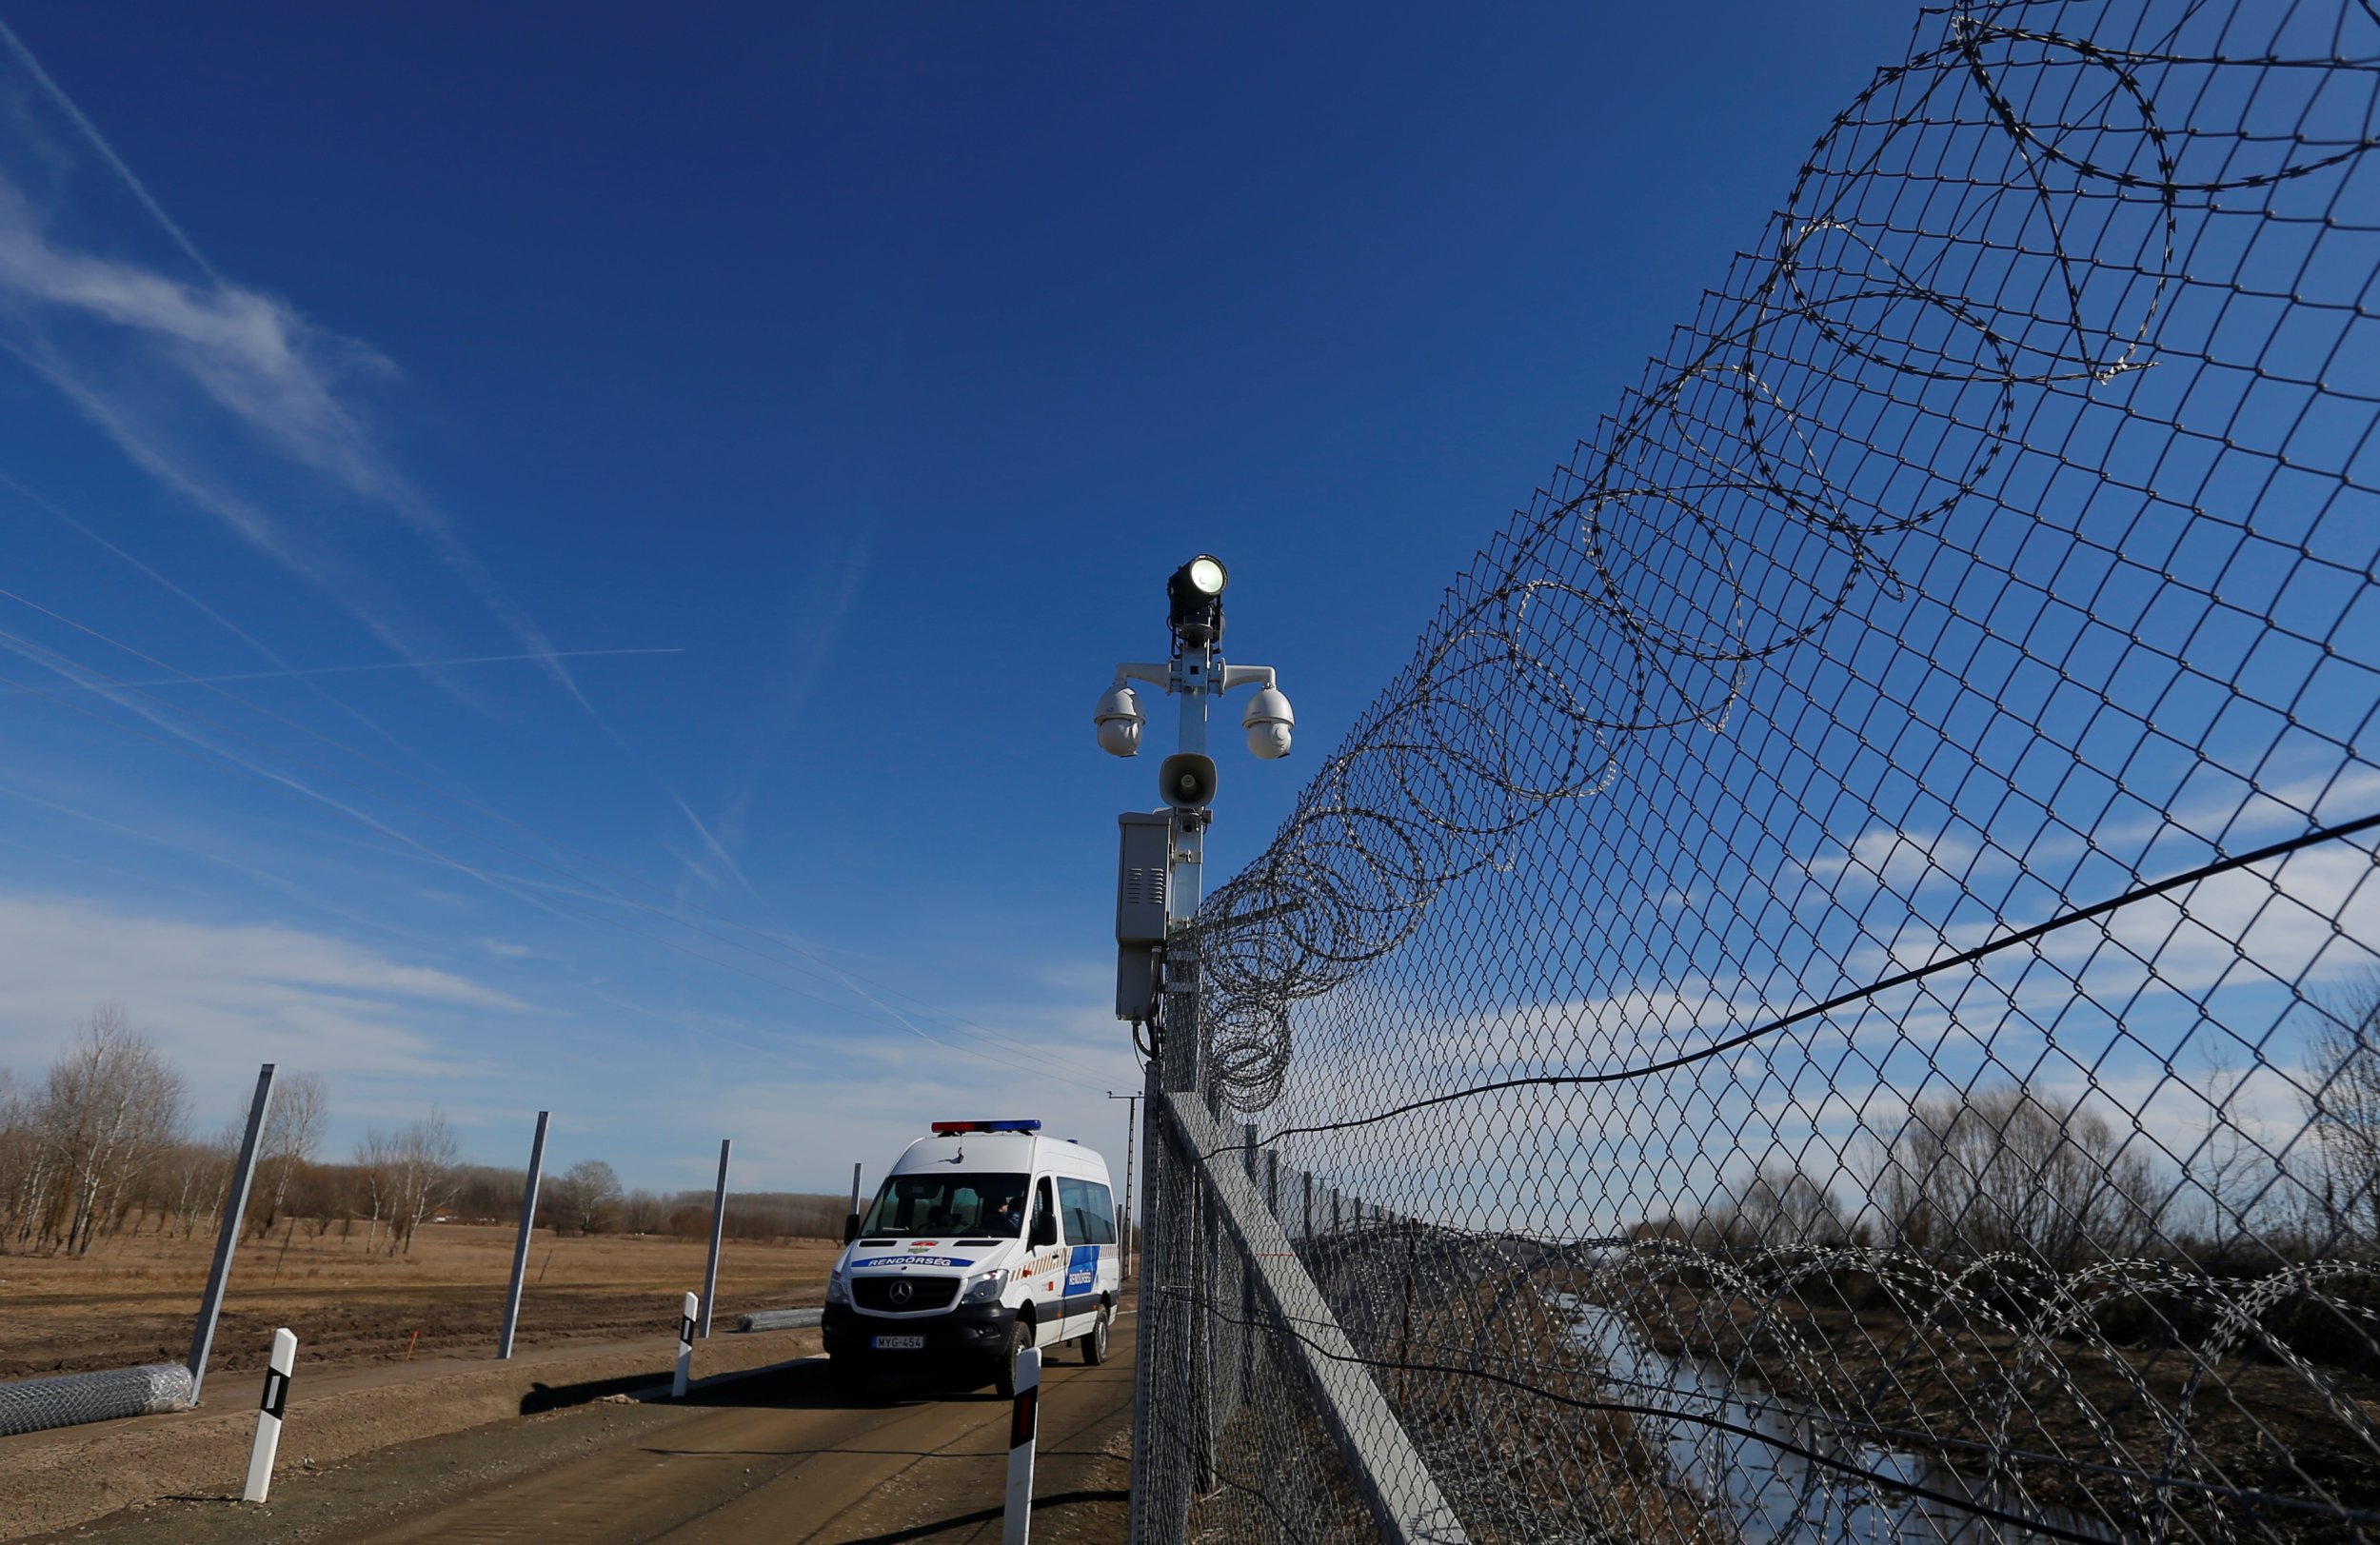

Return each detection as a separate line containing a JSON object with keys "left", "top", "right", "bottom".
{"left": 1057, "top": 1176, "right": 1111, "bottom": 1338}
{"left": 1027, "top": 1177, "right": 1066, "bottom": 1344}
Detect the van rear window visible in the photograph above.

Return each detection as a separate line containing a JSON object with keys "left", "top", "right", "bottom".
{"left": 1059, "top": 1178, "right": 1117, "bottom": 1243}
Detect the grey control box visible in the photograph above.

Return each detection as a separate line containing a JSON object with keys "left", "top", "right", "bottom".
{"left": 1117, "top": 812, "right": 1172, "bottom": 1021}
{"left": 1117, "top": 811, "right": 1171, "bottom": 946}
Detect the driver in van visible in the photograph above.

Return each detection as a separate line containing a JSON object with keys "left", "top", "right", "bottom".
{"left": 984, "top": 1182, "right": 1026, "bottom": 1236}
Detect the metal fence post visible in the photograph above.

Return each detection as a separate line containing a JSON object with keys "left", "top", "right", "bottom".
{"left": 1196, "top": 1131, "right": 1220, "bottom": 1488}
{"left": 1161, "top": 1093, "right": 1469, "bottom": 1542}
{"left": 1130, "top": 1055, "right": 1188, "bottom": 1544}
{"left": 699, "top": 1139, "right": 730, "bottom": 1337}
{"left": 188, "top": 1063, "right": 275, "bottom": 1403}
{"left": 497, "top": 1110, "right": 548, "bottom": 1359}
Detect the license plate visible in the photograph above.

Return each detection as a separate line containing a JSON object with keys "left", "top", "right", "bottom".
{"left": 871, "top": 1335, "right": 925, "bottom": 1351}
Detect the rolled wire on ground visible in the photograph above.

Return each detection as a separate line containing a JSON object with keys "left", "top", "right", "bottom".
{"left": 0, "top": 1363, "right": 193, "bottom": 1438}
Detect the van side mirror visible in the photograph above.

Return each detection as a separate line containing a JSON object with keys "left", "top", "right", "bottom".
{"left": 843, "top": 1214, "right": 861, "bottom": 1244}
{"left": 1031, "top": 1213, "right": 1057, "bottom": 1248}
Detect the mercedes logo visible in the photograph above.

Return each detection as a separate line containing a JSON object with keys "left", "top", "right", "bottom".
{"left": 888, "top": 1280, "right": 914, "bottom": 1306}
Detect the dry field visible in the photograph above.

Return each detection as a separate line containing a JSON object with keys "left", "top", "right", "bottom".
{"left": 1, "top": 1223, "right": 839, "bottom": 1383}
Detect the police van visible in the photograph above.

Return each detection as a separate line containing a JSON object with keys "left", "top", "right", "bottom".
{"left": 823, "top": 1119, "right": 1122, "bottom": 1397}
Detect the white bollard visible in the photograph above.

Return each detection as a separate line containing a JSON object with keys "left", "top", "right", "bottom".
{"left": 1002, "top": 1345, "right": 1041, "bottom": 1545}
{"left": 242, "top": 1328, "right": 297, "bottom": 1503}
{"left": 673, "top": 1291, "right": 697, "bottom": 1398}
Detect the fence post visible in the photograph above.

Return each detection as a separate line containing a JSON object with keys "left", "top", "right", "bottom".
{"left": 188, "top": 1063, "right": 275, "bottom": 1403}
{"left": 1266, "top": 1149, "right": 1279, "bottom": 1215}
{"left": 1303, "top": 1170, "right": 1313, "bottom": 1240}
{"left": 1196, "top": 1134, "right": 1220, "bottom": 1486}
{"left": 699, "top": 1139, "right": 730, "bottom": 1338}
{"left": 847, "top": 1160, "right": 863, "bottom": 1239}
{"left": 1003, "top": 1345, "right": 1041, "bottom": 1545}
{"left": 1130, "top": 1047, "right": 1194, "bottom": 1542}
{"left": 497, "top": 1110, "right": 549, "bottom": 1359}
{"left": 673, "top": 1292, "right": 696, "bottom": 1397}
{"left": 241, "top": 1328, "right": 296, "bottom": 1503}
{"left": 1160, "top": 1092, "right": 1468, "bottom": 1541}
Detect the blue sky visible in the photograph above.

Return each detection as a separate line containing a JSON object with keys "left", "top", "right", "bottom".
{"left": 0, "top": 4, "right": 1920, "bottom": 1192}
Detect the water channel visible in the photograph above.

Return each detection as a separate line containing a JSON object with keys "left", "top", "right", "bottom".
{"left": 1562, "top": 1299, "right": 2115, "bottom": 1542}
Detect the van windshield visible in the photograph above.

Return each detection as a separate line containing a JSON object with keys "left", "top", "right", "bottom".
{"left": 861, "top": 1173, "right": 1029, "bottom": 1237}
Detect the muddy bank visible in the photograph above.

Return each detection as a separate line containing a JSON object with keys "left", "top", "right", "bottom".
{"left": 1608, "top": 1277, "right": 2380, "bottom": 1540}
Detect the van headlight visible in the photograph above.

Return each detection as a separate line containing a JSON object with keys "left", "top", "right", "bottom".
{"left": 826, "top": 1265, "right": 851, "bottom": 1305}
{"left": 960, "top": 1269, "right": 1008, "bottom": 1305}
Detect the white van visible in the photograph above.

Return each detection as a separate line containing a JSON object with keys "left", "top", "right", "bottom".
{"left": 822, "top": 1119, "right": 1122, "bottom": 1396}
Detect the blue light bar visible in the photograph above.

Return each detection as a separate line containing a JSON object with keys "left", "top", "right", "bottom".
{"left": 931, "top": 1119, "right": 1043, "bottom": 1135}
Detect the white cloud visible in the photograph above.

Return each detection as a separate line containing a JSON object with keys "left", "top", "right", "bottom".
{"left": 0, "top": 891, "right": 517, "bottom": 1099}
{"left": 1802, "top": 823, "right": 1985, "bottom": 893}
{"left": 0, "top": 160, "right": 579, "bottom": 702}
{"left": 0, "top": 180, "right": 395, "bottom": 496}
{"left": 1876, "top": 837, "right": 2380, "bottom": 1000}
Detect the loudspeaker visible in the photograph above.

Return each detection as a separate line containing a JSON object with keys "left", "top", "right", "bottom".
{"left": 1158, "top": 752, "right": 1219, "bottom": 810}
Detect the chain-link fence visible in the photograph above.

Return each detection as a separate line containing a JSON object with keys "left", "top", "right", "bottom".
{"left": 1133, "top": 0, "right": 2380, "bottom": 1538}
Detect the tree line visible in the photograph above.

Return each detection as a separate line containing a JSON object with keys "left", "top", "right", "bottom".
{"left": 0, "top": 1004, "right": 847, "bottom": 1255}
{"left": 1650, "top": 978, "right": 2380, "bottom": 1273}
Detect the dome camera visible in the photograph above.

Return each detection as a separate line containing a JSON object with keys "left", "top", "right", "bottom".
{"left": 1094, "top": 683, "right": 1144, "bottom": 757}
{"left": 1242, "top": 684, "right": 1294, "bottom": 761}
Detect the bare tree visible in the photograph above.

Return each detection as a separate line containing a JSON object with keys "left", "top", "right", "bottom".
{"left": 1700, "top": 1159, "right": 1849, "bottom": 1248}
{"left": 2299, "top": 973, "right": 2380, "bottom": 1251}
{"left": 1870, "top": 1081, "right": 2165, "bottom": 1268}
{"left": 545, "top": 1159, "right": 624, "bottom": 1235}
{"left": 165, "top": 1126, "right": 236, "bottom": 1240}
{"left": 353, "top": 1128, "right": 396, "bottom": 1252}
{"left": 252, "top": 1072, "right": 328, "bottom": 1238}
{"left": 0, "top": 1068, "right": 46, "bottom": 1249}
{"left": 2190, "top": 1047, "right": 2269, "bottom": 1256}
{"left": 387, "top": 1111, "right": 461, "bottom": 1255}
{"left": 620, "top": 1187, "right": 665, "bottom": 1235}
{"left": 42, "top": 1005, "right": 187, "bottom": 1255}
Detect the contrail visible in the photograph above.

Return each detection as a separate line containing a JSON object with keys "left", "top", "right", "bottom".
{"left": 0, "top": 647, "right": 682, "bottom": 694}
{"left": 0, "top": 19, "right": 223, "bottom": 287}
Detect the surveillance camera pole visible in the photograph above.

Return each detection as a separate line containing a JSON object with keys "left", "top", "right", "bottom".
{"left": 1106, "top": 653, "right": 1285, "bottom": 1082}
{"left": 1102, "top": 558, "right": 1289, "bottom": 1545}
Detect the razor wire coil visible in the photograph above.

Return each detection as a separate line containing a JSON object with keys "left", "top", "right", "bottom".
{"left": 1137, "top": 0, "right": 2380, "bottom": 1539}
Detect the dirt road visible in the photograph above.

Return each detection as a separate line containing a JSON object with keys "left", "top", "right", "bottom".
{"left": 30, "top": 1318, "right": 1133, "bottom": 1545}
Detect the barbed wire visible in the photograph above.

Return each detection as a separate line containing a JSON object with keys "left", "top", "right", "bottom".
{"left": 1141, "top": 0, "right": 2380, "bottom": 1539}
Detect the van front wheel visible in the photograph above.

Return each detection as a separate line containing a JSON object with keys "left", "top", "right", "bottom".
{"left": 993, "top": 1316, "right": 1033, "bottom": 1398}
{"left": 1081, "top": 1306, "right": 1111, "bottom": 1365}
